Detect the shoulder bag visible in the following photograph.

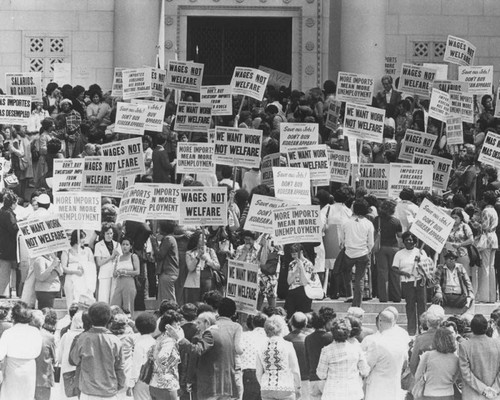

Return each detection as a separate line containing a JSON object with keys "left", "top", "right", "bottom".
{"left": 304, "top": 273, "right": 325, "bottom": 300}
{"left": 411, "top": 352, "right": 429, "bottom": 398}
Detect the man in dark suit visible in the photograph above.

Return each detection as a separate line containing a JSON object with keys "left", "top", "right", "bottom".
{"left": 284, "top": 312, "right": 309, "bottom": 399}
{"left": 152, "top": 132, "right": 174, "bottom": 183}
{"left": 374, "top": 75, "right": 401, "bottom": 111}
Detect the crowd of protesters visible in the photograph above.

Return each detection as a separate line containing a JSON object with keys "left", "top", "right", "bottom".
{"left": 0, "top": 71, "right": 499, "bottom": 400}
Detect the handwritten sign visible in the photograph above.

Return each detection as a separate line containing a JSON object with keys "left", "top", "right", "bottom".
{"left": 458, "top": 66, "right": 493, "bottom": 96}
{"left": 230, "top": 67, "right": 269, "bottom": 101}
{"left": 280, "top": 123, "right": 319, "bottom": 153}
{"left": 343, "top": 102, "right": 384, "bottom": 143}
{"left": 100, "top": 138, "right": 145, "bottom": 176}
{"left": 336, "top": 71, "right": 375, "bottom": 105}
{"left": 352, "top": 163, "right": 390, "bottom": 198}
{"left": 226, "top": 260, "right": 259, "bottom": 315}
{"left": 478, "top": 131, "right": 500, "bottom": 169}
{"left": 413, "top": 153, "right": 453, "bottom": 191}
{"left": 53, "top": 192, "right": 101, "bottom": 231}
{"left": 446, "top": 116, "right": 463, "bottom": 146}
{"left": 176, "top": 101, "right": 212, "bottom": 133}
{"left": 388, "top": 163, "right": 433, "bottom": 199}
{"left": 0, "top": 95, "right": 31, "bottom": 124}
{"left": 18, "top": 216, "right": 70, "bottom": 258}
{"left": 176, "top": 142, "right": 215, "bottom": 174}
{"left": 200, "top": 85, "right": 232, "bottom": 116}
{"left": 273, "top": 167, "right": 311, "bottom": 205}
{"left": 428, "top": 89, "right": 450, "bottom": 122}
{"left": 179, "top": 186, "right": 227, "bottom": 226}
{"left": 328, "top": 149, "right": 351, "bottom": 183}
{"left": 443, "top": 35, "right": 476, "bottom": 66}
{"left": 214, "top": 126, "right": 262, "bottom": 169}
{"left": 325, "top": 101, "right": 342, "bottom": 131}
{"left": 52, "top": 159, "right": 84, "bottom": 192}
{"left": 244, "top": 194, "right": 288, "bottom": 235}
{"left": 5, "top": 72, "right": 42, "bottom": 101}
{"left": 131, "top": 100, "right": 166, "bottom": 132}
{"left": 272, "top": 205, "right": 321, "bottom": 245}
{"left": 115, "top": 102, "right": 148, "bottom": 135}
{"left": 399, "top": 129, "right": 437, "bottom": 162}
{"left": 287, "top": 145, "right": 329, "bottom": 186}
{"left": 166, "top": 60, "right": 204, "bottom": 92}
{"left": 399, "top": 63, "right": 436, "bottom": 98}
{"left": 258, "top": 65, "right": 291, "bottom": 89}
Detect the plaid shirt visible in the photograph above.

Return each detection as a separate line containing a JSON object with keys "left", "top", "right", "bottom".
{"left": 432, "top": 263, "right": 474, "bottom": 299}
{"left": 235, "top": 243, "right": 260, "bottom": 264}
{"left": 316, "top": 340, "right": 370, "bottom": 400}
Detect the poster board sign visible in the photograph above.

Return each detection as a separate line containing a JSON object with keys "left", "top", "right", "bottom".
{"left": 82, "top": 156, "right": 117, "bottom": 195}
{"left": 478, "top": 131, "right": 500, "bottom": 169}
{"left": 175, "top": 101, "right": 212, "bottom": 133}
{"left": 273, "top": 167, "right": 311, "bottom": 205}
{"left": 214, "top": 127, "right": 262, "bottom": 169}
{"left": 132, "top": 183, "right": 181, "bottom": 220}
{"left": 166, "top": 60, "right": 204, "bottom": 92}
{"left": 226, "top": 260, "right": 259, "bottom": 315}
{"left": 343, "top": 102, "right": 384, "bottom": 143}
{"left": 410, "top": 198, "right": 454, "bottom": 253}
{"left": 328, "top": 149, "right": 351, "bottom": 183}
{"left": 422, "top": 63, "right": 448, "bottom": 80}
{"left": 115, "top": 102, "right": 147, "bottom": 135}
{"left": 432, "top": 80, "right": 469, "bottom": 93}
{"left": 280, "top": 123, "right": 319, "bottom": 153}
{"left": 336, "top": 71, "right": 375, "bottom": 105}
{"left": 230, "top": 67, "right": 269, "bottom": 101}
{"left": 287, "top": 145, "right": 329, "bottom": 186}
{"left": 208, "top": 128, "right": 215, "bottom": 144}
{"left": 412, "top": 153, "right": 453, "bottom": 191}
{"left": 399, "top": 63, "right": 436, "bottom": 98}
{"left": 116, "top": 185, "right": 153, "bottom": 223}
{"left": 428, "top": 89, "right": 450, "bottom": 122}
{"left": 258, "top": 65, "right": 292, "bottom": 89}
{"left": 443, "top": 35, "right": 476, "bottom": 66}
{"left": 18, "top": 216, "right": 70, "bottom": 258}
{"left": 399, "top": 129, "right": 437, "bottom": 162}
{"left": 449, "top": 90, "right": 473, "bottom": 124}
{"left": 261, "top": 153, "right": 282, "bottom": 187}
{"left": 131, "top": 100, "right": 166, "bottom": 132}
{"left": 122, "top": 68, "right": 166, "bottom": 100}
{"left": 5, "top": 72, "right": 42, "bottom": 101}
{"left": 0, "top": 95, "right": 31, "bottom": 124}
{"left": 388, "top": 163, "right": 433, "bottom": 199}
{"left": 200, "top": 86, "right": 233, "bottom": 116}
{"left": 53, "top": 63, "right": 71, "bottom": 84}
{"left": 446, "top": 116, "right": 463, "bottom": 146}
{"left": 100, "top": 138, "right": 145, "bottom": 176}
{"left": 495, "top": 84, "right": 500, "bottom": 118}
{"left": 385, "top": 55, "right": 402, "bottom": 79}
{"left": 458, "top": 66, "right": 493, "bottom": 96}
{"left": 179, "top": 186, "right": 228, "bottom": 226}
{"left": 352, "top": 164, "right": 390, "bottom": 198}
{"left": 348, "top": 137, "right": 358, "bottom": 165}
{"left": 244, "top": 194, "right": 288, "bottom": 235}
{"left": 53, "top": 192, "right": 101, "bottom": 231}
{"left": 111, "top": 67, "right": 125, "bottom": 97}
{"left": 272, "top": 205, "right": 321, "bottom": 245}
{"left": 52, "top": 159, "right": 84, "bottom": 192}
{"left": 325, "top": 100, "right": 342, "bottom": 131}
{"left": 176, "top": 142, "right": 215, "bottom": 174}
{"left": 112, "top": 174, "right": 135, "bottom": 198}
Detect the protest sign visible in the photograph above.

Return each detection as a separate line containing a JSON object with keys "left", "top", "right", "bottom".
{"left": 115, "top": 102, "right": 148, "bottom": 135}
{"left": 325, "top": 101, "right": 342, "bottom": 131}
{"left": 200, "top": 86, "right": 233, "bottom": 116}
{"left": 175, "top": 101, "right": 212, "bottom": 133}
{"left": 412, "top": 153, "right": 452, "bottom": 192}
{"left": 428, "top": 89, "right": 450, "bottom": 122}
{"left": 328, "top": 149, "right": 351, "bottom": 184}
{"left": 227, "top": 260, "right": 259, "bottom": 315}
{"left": 18, "top": 216, "right": 70, "bottom": 258}
{"left": 116, "top": 185, "right": 153, "bottom": 223}
{"left": 208, "top": 128, "right": 215, "bottom": 144}
{"left": 111, "top": 67, "right": 125, "bottom": 97}
{"left": 410, "top": 198, "right": 454, "bottom": 253}
{"left": 478, "top": 131, "right": 500, "bottom": 169}
{"left": 122, "top": 67, "right": 166, "bottom": 100}
{"left": 496, "top": 84, "right": 500, "bottom": 118}
{"left": 352, "top": 164, "right": 390, "bottom": 198}
{"left": 244, "top": 194, "right": 288, "bottom": 235}
{"left": 112, "top": 174, "right": 136, "bottom": 198}
{"left": 258, "top": 65, "right": 292, "bottom": 89}
{"left": 5, "top": 72, "right": 42, "bottom": 101}
{"left": 0, "top": 95, "right": 31, "bottom": 125}
{"left": 133, "top": 183, "right": 181, "bottom": 220}
{"left": 399, "top": 63, "right": 436, "bottom": 98}
{"left": 432, "top": 80, "right": 469, "bottom": 93}
{"left": 230, "top": 67, "right": 269, "bottom": 101}
{"left": 449, "top": 90, "right": 473, "bottom": 124}
{"left": 388, "top": 163, "right": 433, "bottom": 199}
{"left": 52, "top": 159, "right": 84, "bottom": 192}
{"left": 214, "top": 127, "right": 262, "bottom": 169}
{"left": 343, "top": 102, "right": 385, "bottom": 143}
{"left": 180, "top": 187, "right": 228, "bottom": 226}
{"left": 53, "top": 63, "right": 71, "bottom": 85}
{"left": 280, "top": 123, "right": 319, "bottom": 153}
{"left": 131, "top": 100, "right": 166, "bottom": 132}
{"left": 399, "top": 129, "right": 437, "bottom": 162}
{"left": 446, "top": 116, "right": 463, "bottom": 146}
{"left": 287, "top": 145, "right": 329, "bottom": 186}
{"left": 261, "top": 153, "right": 282, "bottom": 187}
{"left": 385, "top": 55, "right": 402, "bottom": 79}
{"left": 82, "top": 156, "right": 117, "bottom": 195}
{"left": 176, "top": 142, "right": 215, "bottom": 174}
{"left": 422, "top": 64, "right": 448, "bottom": 80}
{"left": 100, "top": 138, "right": 145, "bottom": 176}
{"left": 458, "top": 66, "right": 493, "bottom": 96}
{"left": 336, "top": 71, "right": 375, "bottom": 105}
{"left": 348, "top": 137, "right": 358, "bottom": 165}
{"left": 273, "top": 167, "right": 311, "bottom": 205}
{"left": 53, "top": 192, "right": 101, "bottom": 231}
{"left": 272, "top": 205, "right": 322, "bottom": 245}
{"left": 443, "top": 35, "right": 476, "bottom": 66}
{"left": 166, "top": 60, "right": 204, "bottom": 92}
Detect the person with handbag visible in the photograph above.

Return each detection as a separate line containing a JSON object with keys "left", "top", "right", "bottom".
{"left": 256, "top": 234, "right": 280, "bottom": 311}
{"left": 285, "top": 243, "right": 314, "bottom": 319}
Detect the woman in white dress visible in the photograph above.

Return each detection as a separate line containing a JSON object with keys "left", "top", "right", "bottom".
{"left": 94, "top": 223, "right": 121, "bottom": 303}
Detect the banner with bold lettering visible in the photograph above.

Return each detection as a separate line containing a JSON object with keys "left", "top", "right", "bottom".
{"left": 399, "top": 129, "right": 437, "bottom": 162}
{"left": 179, "top": 187, "right": 227, "bottom": 226}
{"left": 458, "top": 66, "right": 493, "bottom": 96}
{"left": 131, "top": 100, "right": 166, "bottom": 132}
{"left": 116, "top": 185, "right": 153, "bottom": 223}
{"left": 328, "top": 149, "right": 351, "bottom": 183}
{"left": 166, "top": 60, "right": 204, "bottom": 92}
{"left": 478, "top": 131, "right": 500, "bottom": 169}
{"left": 388, "top": 163, "right": 433, "bottom": 198}
{"left": 287, "top": 145, "right": 329, "bottom": 186}
{"left": 352, "top": 164, "right": 390, "bottom": 198}
{"left": 261, "top": 153, "right": 282, "bottom": 187}
{"left": 82, "top": 156, "right": 117, "bottom": 194}
{"left": 280, "top": 123, "right": 319, "bottom": 153}
{"left": 336, "top": 71, "right": 375, "bottom": 105}
{"left": 115, "top": 102, "right": 148, "bottom": 135}
{"left": 226, "top": 260, "right": 259, "bottom": 315}
{"left": 413, "top": 153, "right": 453, "bottom": 191}
{"left": 428, "top": 89, "right": 450, "bottom": 122}
{"left": 5, "top": 72, "right": 42, "bottom": 101}
{"left": 449, "top": 90, "right": 473, "bottom": 124}
{"left": 175, "top": 101, "right": 212, "bottom": 133}
{"left": 230, "top": 67, "right": 269, "bottom": 101}
{"left": 122, "top": 67, "right": 166, "bottom": 100}
{"left": 134, "top": 183, "right": 181, "bottom": 220}
{"left": 52, "top": 159, "right": 84, "bottom": 192}
{"left": 214, "top": 127, "right": 262, "bottom": 169}
{"left": 399, "top": 63, "right": 436, "bottom": 98}
{"left": 343, "top": 102, "right": 384, "bottom": 143}
{"left": 18, "top": 216, "right": 70, "bottom": 258}
{"left": 272, "top": 205, "right": 321, "bottom": 245}
{"left": 200, "top": 85, "right": 233, "bottom": 116}
{"left": 258, "top": 66, "right": 292, "bottom": 89}
{"left": 410, "top": 198, "right": 454, "bottom": 253}
{"left": 446, "top": 116, "right": 463, "bottom": 146}
{"left": 100, "top": 138, "right": 145, "bottom": 176}
{"left": 0, "top": 95, "right": 31, "bottom": 124}
{"left": 443, "top": 35, "right": 476, "bottom": 66}
{"left": 111, "top": 67, "right": 125, "bottom": 98}
{"left": 244, "top": 194, "right": 288, "bottom": 235}
{"left": 273, "top": 167, "right": 311, "bottom": 205}
{"left": 176, "top": 142, "right": 215, "bottom": 174}
{"left": 432, "top": 80, "right": 469, "bottom": 93}
{"left": 53, "top": 192, "right": 101, "bottom": 231}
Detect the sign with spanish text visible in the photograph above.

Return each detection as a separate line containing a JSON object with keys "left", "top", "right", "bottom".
{"left": 328, "top": 149, "right": 351, "bottom": 184}
{"left": 261, "top": 153, "right": 282, "bottom": 187}
{"left": 176, "top": 142, "right": 215, "bottom": 175}
{"left": 166, "top": 60, "right": 204, "bottom": 92}
{"left": 280, "top": 123, "right": 319, "bottom": 153}
{"left": 82, "top": 156, "right": 117, "bottom": 195}
{"left": 5, "top": 72, "right": 42, "bottom": 101}
{"left": 115, "top": 102, "right": 148, "bottom": 135}
{"left": 258, "top": 65, "right": 292, "bottom": 89}
{"left": 399, "top": 63, "right": 436, "bottom": 98}
{"left": 244, "top": 194, "right": 288, "bottom": 235}
{"left": 226, "top": 260, "right": 259, "bottom": 315}
{"left": 458, "top": 66, "right": 493, "bottom": 96}
{"left": 388, "top": 163, "right": 433, "bottom": 199}
{"left": 100, "top": 138, "right": 145, "bottom": 176}
{"left": 352, "top": 163, "right": 390, "bottom": 198}
{"left": 135, "top": 183, "right": 181, "bottom": 220}
{"left": 478, "top": 131, "right": 500, "bottom": 169}
{"left": 122, "top": 67, "right": 166, "bottom": 100}
{"left": 428, "top": 89, "right": 450, "bottom": 122}
{"left": 287, "top": 145, "right": 329, "bottom": 186}
{"left": 445, "top": 116, "right": 463, "bottom": 146}
{"left": 399, "top": 129, "right": 437, "bottom": 162}
{"left": 336, "top": 71, "right": 375, "bottom": 105}
{"left": 214, "top": 126, "right": 262, "bottom": 169}
{"left": 52, "top": 159, "right": 84, "bottom": 192}
{"left": 432, "top": 80, "right": 469, "bottom": 93}
{"left": 200, "top": 85, "right": 233, "bottom": 116}
{"left": 18, "top": 216, "right": 70, "bottom": 258}
{"left": 179, "top": 186, "right": 228, "bottom": 226}
{"left": 343, "top": 102, "right": 384, "bottom": 143}
{"left": 0, "top": 95, "right": 31, "bottom": 124}
{"left": 175, "top": 101, "right": 212, "bottom": 133}
{"left": 272, "top": 167, "right": 311, "bottom": 205}
{"left": 53, "top": 192, "right": 101, "bottom": 231}
{"left": 131, "top": 100, "right": 166, "bottom": 132}
{"left": 412, "top": 153, "right": 453, "bottom": 191}
{"left": 116, "top": 185, "right": 153, "bottom": 223}
{"left": 443, "top": 35, "right": 476, "bottom": 66}
{"left": 111, "top": 68, "right": 125, "bottom": 98}
{"left": 449, "top": 90, "right": 473, "bottom": 124}
{"left": 230, "top": 67, "right": 269, "bottom": 101}
{"left": 272, "top": 205, "right": 322, "bottom": 245}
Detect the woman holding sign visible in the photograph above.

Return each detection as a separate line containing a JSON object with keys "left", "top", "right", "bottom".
{"left": 33, "top": 252, "right": 63, "bottom": 309}
{"left": 285, "top": 243, "right": 314, "bottom": 319}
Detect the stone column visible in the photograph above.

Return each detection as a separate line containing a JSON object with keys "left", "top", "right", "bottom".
{"left": 114, "top": 0, "right": 162, "bottom": 68}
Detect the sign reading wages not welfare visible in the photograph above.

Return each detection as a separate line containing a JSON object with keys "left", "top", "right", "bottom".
{"left": 226, "top": 260, "right": 259, "bottom": 315}
{"left": 413, "top": 153, "right": 453, "bottom": 192}
{"left": 18, "top": 216, "right": 70, "bottom": 258}
{"left": 81, "top": 156, "right": 117, "bottom": 195}
{"left": 399, "top": 63, "right": 436, "bottom": 98}
{"left": 214, "top": 126, "right": 262, "bottom": 169}
{"left": 443, "top": 35, "right": 476, "bottom": 66}
{"left": 166, "top": 60, "right": 204, "bottom": 92}
{"left": 230, "top": 67, "right": 269, "bottom": 101}
{"left": 100, "top": 138, "right": 145, "bottom": 176}
{"left": 179, "top": 187, "right": 228, "bottom": 226}
{"left": 53, "top": 192, "right": 101, "bottom": 231}
{"left": 399, "top": 129, "right": 437, "bottom": 162}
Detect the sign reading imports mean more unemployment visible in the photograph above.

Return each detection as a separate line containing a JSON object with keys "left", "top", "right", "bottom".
{"left": 272, "top": 205, "right": 322, "bottom": 245}
{"left": 135, "top": 183, "right": 181, "bottom": 221}
{"left": 53, "top": 192, "right": 101, "bottom": 231}
{"left": 230, "top": 67, "right": 269, "bottom": 101}
{"left": 328, "top": 149, "right": 351, "bottom": 184}
{"left": 176, "top": 142, "right": 215, "bottom": 175}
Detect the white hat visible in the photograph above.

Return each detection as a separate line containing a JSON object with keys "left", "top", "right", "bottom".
{"left": 37, "top": 193, "right": 51, "bottom": 205}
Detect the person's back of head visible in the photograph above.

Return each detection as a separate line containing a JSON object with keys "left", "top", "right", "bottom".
{"left": 290, "top": 312, "right": 307, "bottom": 331}
{"left": 378, "top": 310, "right": 395, "bottom": 333}
{"left": 218, "top": 297, "right": 237, "bottom": 319}
{"left": 471, "top": 314, "right": 488, "bottom": 335}
{"left": 89, "top": 302, "right": 111, "bottom": 327}
{"left": 180, "top": 303, "right": 198, "bottom": 322}
{"left": 135, "top": 312, "right": 157, "bottom": 335}
{"left": 203, "top": 291, "right": 223, "bottom": 312}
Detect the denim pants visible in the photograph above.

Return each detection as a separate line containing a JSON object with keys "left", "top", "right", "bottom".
{"left": 342, "top": 253, "right": 370, "bottom": 307}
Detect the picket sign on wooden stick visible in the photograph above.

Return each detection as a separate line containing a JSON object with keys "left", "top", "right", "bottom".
{"left": 234, "top": 95, "right": 246, "bottom": 128}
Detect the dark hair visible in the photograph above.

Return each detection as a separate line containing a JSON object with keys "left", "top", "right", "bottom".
{"left": 433, "top": 327, "right": 457, "bottom": 353}
{"left": 135, "top": 312, "right": 157, "bottom": 335}
{"left": 88, "top": 302, "right": 112, "bottom": 327}
{"left": 450, "top": 208, "right": 465, "bottom": 222}
{"left": 402, "top": 231, "right": 417, "bottom": 242}
{"left": 72, "top": 85, "right": 85, "bottom": 98}
{"left": 379, "top": 199, "right": 396, "bottom": 218}
{"left": 252, "top": 312, "right": 268, "bottom": 328}
{"left": 441, "top": 320, "right": 457, "bottom": 334}
{"left": 82, "top": 311, "right": 92, "bottom": 331}
{"left": 11, "top": 301, "right": 31, "bottom": 324}
{"left": 70, "top": 230, "right": 86, "bottom": 246}
{"left": 218, "top": 297, "right": 237, "bottom": 318}
{"left": 89, "top": 90, "right": 103, "bottom": 102}
{"left": 483, "top": 190, "right": 497, "bottom": 206}
{"left": 42, "top": 308, "right": 58, "bottom": 333}
{"left": 45, "top": 82, "right": 58, "bottom": 96}
{"left": 187, "top": 230, "right": 203, "bottom": 251}
{"left": 452, "top": 193, "right": 467, "bottom": 209}
{"left": 346, "top": 316, "right": 362, "bottom": 338}
{"left": 331, "top": 318, "right": 351, "bottom": 342}
{"left": 158, "top": 310, "right": 181, "bottom": 332}
{"left": 241, "top": 230, "right": 256, "bottom": 240}
{"left": 100, "top": 222, "right": 116, "bottom": 239}
{"left": 399, "top": 188, "right": 415, "bottom": 201}
{"left": 157, "top": 299, "right": 179, "bottom": 317}
{"left": 159, "top": 220, "right": 176, "bottom": 236}
{"left": 470, "top": 314, "right": 488, "bottom": 335}
{"left": 290, "top": 243, "right": 303, "bottom": 254}
{"left": 180, "top": 303, "right": 198, "bottom": 322}
{"left": 2, "top": 190, "right": 18, "bottom": 209}
{"left": 40, "top": 117, "right": 55, "bottom": 133}
{"left": 352, "top": 199, "right": 369, "bottom": 217}
{"left": 120, "top": 236, "right": 134, "bottom": 247}
{"left": 221, "top": 165, "right": 233, "bottom": 179}
{"left": 203, "top": 291, "right": 223, "bottom": 311}
{"left": 323, "top": 80, "right": 337, "bottom": 95}
{"left": 482, "top": 94, "right": 493, "bottom": 108}
{"left": 196, "top": 303, "right": 214, "bottom": 315}
{"left": 0, "top": 304, "right": 11, "bottom": 321}
{"left": 446, "top": 315, "right": 467, "bottom": 336}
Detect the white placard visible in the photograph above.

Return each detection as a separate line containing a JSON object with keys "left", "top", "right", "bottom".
{"left": 0, "top": 95, "right": 31, "bottom": 124}
{"left": 226, "top": 260, "right": 259, "bottom": 315}
{"left": 412, "top": 153, "right": 453, "bottom": 192}
{"left": 343, "top": 102, "right": 384, "bottom": 143}
{"left": 230, "top": 67, "right": 269, "bottom": 101}
{"left": 214, "top": 126, "right": 262, "bottom": 169}
{"left": 200, "top": 85, "right": 233, "bottom": 116}
{"left": 388, "top": 163, "right": 434, "bottom": 199}
{"left": 336, "top": 71, "right": 375, "bottom": 105}
{"left": 443, "top": 35, "right": 476, "bottom": 66}
{"left": 136, "top": 183, "right": 181, "bottom": 220}
{"left": 179, "top": 187, "right": 228, "bottom": 226}
{"left": 272, "top": 205, "right": 321, "bottom": 245}
{"left": 176, "top": 142, "right": 215, "bottom": 175}
{"left": 111, "top": 67, "right": 125, "bottom": 98}
{"left": 352, "top": 163, "right": 390, "bottom": 198}
{"left": 116, "top": 185, "right": 153, "bottom": 223}
{"left": 115, "top": 102, "right": 148, "bottom": 135}
{"left": 53, "top": 192, "right": 101, "bottom": 231}
{"left": 478, "top": 131, "right": 500, "bottom": 169}
{"left": 244, "top": 194, "right": 288, "bottom": 235}
{"left": 449, "top": 90, "right": 473, "bottom": 124}
{"left": 328, "top": 149, "right": 351, "bottom": 184}
{"left": 100, "top": 138, "right": 145, "bottom": 176}
{"left": 287, "top": 145, "right": 329, "bottom": 187}
{"left": 131, "top": 100, "right": 166, "bottom": 132}
{"left": 458, "top": 66, "right": 493, "bottom": 96}
{"left": 52, "top": 159, "right": 84, "bottom": 192}
{"left": 81, "top": 156, "right": 117, "bottom": 195}
{"left": 280, "top": 123, "right": 319, "bottom": 153}
{"left": 428, "top": 89, "right": 450, "bottom": 122}
{"left": 175, "top": 101, "right": 212, "bottom": 133}
{"left": 272, "top": 167, "right": 311, "bottom": 205}
{"left": 166, "top": 60, "right": 204, "bottom": 92}
{"left": 446, "top": 116, "right": 463, "bottom": 146}
{"left": 18, "top": 216, "right": 70, "bottom": 258}
{"left": 399, "top": 63, "right": 437, "bottom": 98}
{"left": 5, "top": 72, "right": 42, "bottom": 101}
{"left": 258, "top": 66, "right": 292, "bottom": 89}
{"left": 399, "top": 129, "right": 437, "bottom": 162}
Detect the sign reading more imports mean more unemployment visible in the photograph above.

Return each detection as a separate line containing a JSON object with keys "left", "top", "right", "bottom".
{"left": 328, "top": 149, "right": 351, "bottom": 184}
{"left": 272, "top": 205, "right": 322, "bottom": 245}
{"left": 449, "top": 90, "right": 473, "bottom": 124}
{"left": 336, "top": 71, "right": 375, "bottom": 105}
{"left": 53, "top": 192, "right": 102, "bottom": 231}
{"left": 445, "top": 116, "right": 464, "bottom": 146}
{"left": 176, "top": 142, "right": 215, "bottom": 175}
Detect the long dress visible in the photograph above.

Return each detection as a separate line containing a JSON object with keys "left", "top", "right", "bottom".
{"left": 63, "top": 247, "right": 97, "bottom": 308}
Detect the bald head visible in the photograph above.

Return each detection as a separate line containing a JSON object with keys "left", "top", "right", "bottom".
{"left": 291, "top": 312, "right": 307, "bottom": 330}
{"left": 384, "top": 306, "right": 399, "bottom": 322}
{"left": 379, "top": 310, "right": 395, "bottom": 332}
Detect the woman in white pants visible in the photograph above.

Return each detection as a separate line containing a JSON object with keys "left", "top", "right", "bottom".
{"left": 94, "top": 223, "right": 121, "bottom": 303}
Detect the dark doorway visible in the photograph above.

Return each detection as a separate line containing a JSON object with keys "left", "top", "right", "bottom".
{"left": 187, "top": 17, "right": 292, "bottom": 85}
